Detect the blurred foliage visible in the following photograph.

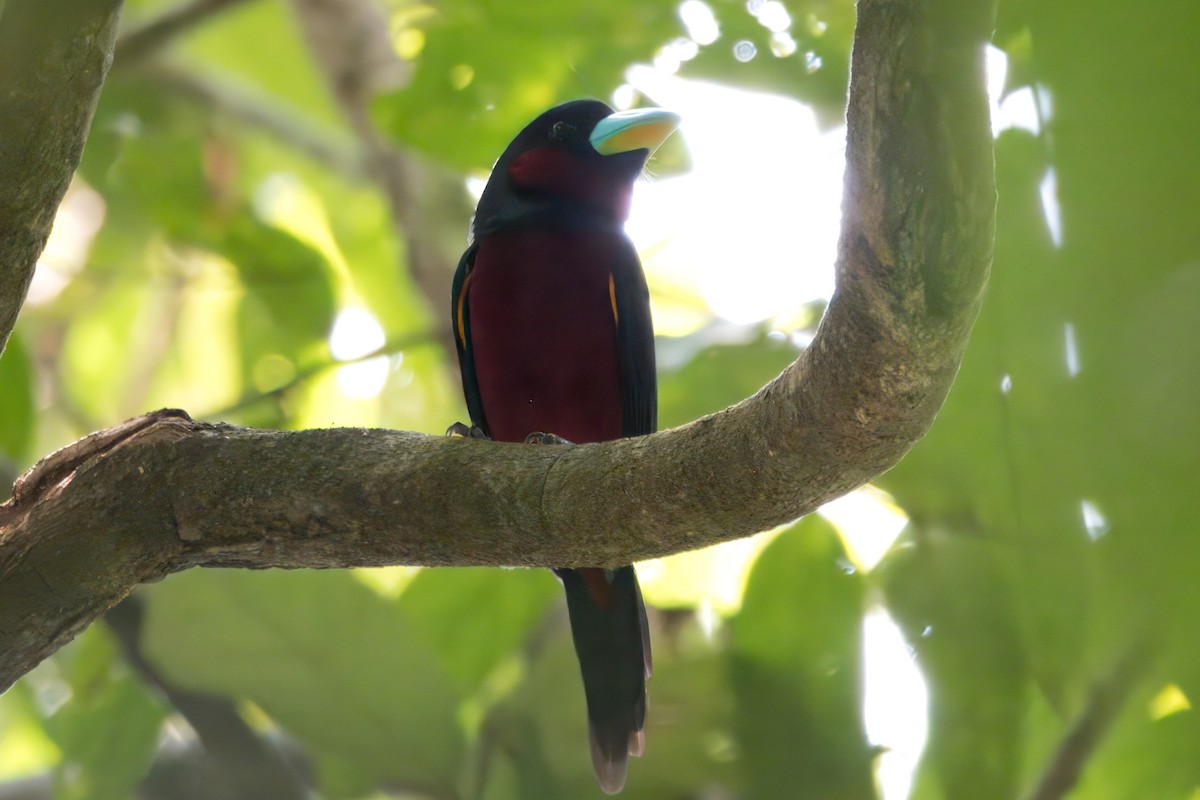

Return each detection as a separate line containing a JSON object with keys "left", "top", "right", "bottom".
{"left": 1, "top": 0, "right": 1197, "bottom": 798}
{"left": 0, "top": 333, "right": 33, "bottom": 461}
{"left": 142, "top": 570, "right": 467, "bottom": 792}
{"left": 731, "top": 516, "right": 874, "bottom": 798}
{"left": 874, "top": 3, "right": 1200, "bottom": 799}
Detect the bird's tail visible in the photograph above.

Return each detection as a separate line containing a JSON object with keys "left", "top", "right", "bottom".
{"left": 555, "top": 565, "right": 651, "bottom": 795}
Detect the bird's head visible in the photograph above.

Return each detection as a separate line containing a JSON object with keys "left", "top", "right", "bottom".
{"left": 473, "top": 99, "right": 680, "bottom": 235}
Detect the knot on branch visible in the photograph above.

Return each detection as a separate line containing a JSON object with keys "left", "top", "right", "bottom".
{"left": 1, "top": 409, "right": 194, "bottom": 526}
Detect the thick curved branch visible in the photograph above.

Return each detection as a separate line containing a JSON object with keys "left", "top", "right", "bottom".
{"left": 0, "top": 0, "right": 995, "bottom": 693}
{"left": 0, "top": 0, "right": 122, "bottom": 355}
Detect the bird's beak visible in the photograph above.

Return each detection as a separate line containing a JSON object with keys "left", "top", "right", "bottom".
{"left": 589, "top": 108, "right": 681, "bottom": 157}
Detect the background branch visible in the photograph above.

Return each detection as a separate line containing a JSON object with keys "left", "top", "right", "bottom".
{"left": 106, "top": 596, "right": 311, "bottom": 799}
{"left": 142, "top": 63, "right": 361, "bottom": 174}
{"left": 197, "top": 330, "right": 436, "bottom": 420}
{"left": 1023, "top": 645, "right": 1153, "bottom": 800}
{"left": 114, "top": 0, "right": 258, "bottom": 67}
{"left": 288, "top": 0, "right": 474, "bottom": 361}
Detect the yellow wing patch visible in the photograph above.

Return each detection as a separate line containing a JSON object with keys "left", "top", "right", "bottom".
{"left": 608, "top": 273, "right": 619, "bottom": 326}
{"left": 455, "top": 270, "right": 473, "bottom": 347}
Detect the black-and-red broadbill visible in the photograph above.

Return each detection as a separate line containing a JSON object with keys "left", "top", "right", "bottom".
{"left": 451, "top": 100, "right": 679, "bottom": 793}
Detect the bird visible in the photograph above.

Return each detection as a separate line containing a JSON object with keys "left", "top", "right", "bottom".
{"left": 450, "top": 99, "right": 679, "bottom": 793}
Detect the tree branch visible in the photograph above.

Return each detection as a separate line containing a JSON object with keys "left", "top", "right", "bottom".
{"left": 1023, "top": 644, "right": 1152, "bottom": 800}
{"left": 113, "top": 0, "right": 259, "bottom": 68}
{"left": 136, "top": 64, "right": 361, "bottom": 175}
{"left": 196, "top": 330, "right": 435, "bottom": 420}
{"left": 106, "top": 596, "right": 311, "bottom": 799}
{"left": 0, "top": 0, "right": 123, "bottom": 355}
{"left": 0, "top": 0, "right": 995, "bottom": 693}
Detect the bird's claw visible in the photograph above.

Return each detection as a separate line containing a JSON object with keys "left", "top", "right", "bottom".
{"left": 524, "top": 431, "right": 574, "bottom": 446}
{"left": 446, "top": 422, "right": 490, "bottom": 439}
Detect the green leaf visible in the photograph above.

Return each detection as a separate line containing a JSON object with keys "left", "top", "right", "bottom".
{"left": 880, "top": 534, "right": 1028, "bottom": 800}
{"left": 0, "top": 680, "right": 59, "bottom": 781}
{"left": 375, "top": 1, "right": 682, "bottom": 171}
{"left": 222, "top": 212, "right": 337, "bottom": 378}
{"left": 141, "top": 570, "right": 465, "bottom": 793}
{"left": 0, "top": 332, "right": 33, "bottom": 461}
{"left": 488, "top": 634, "right": 596, "bottom": 797}
{"left": 49, "top": 678, "right": 163, "bottom": 800}
{"left": 488, "top": 615, "right": 736, "bottom": 799}
{"left": 399, "top": 567, "right": 559, "bottom": 694}
{"left": 59, "top": 277, "right": 167, "bottom": 423}
{"left": 729, "top": 516, "right": 874, "bottom": 799}
{"left": 619, "top": 641, "right": 738, "bottom": 799}
{"left": 178, "top": 0, "right": 342, "bottom": 128}
{"left": 1075, "top": 704, "right": 1200, "bottom": 800}
{"left": 44, "top": 627, "right": 165, "bottom": 800}
{"left": 89, "top": 78, "right": 216, "bottom": 241}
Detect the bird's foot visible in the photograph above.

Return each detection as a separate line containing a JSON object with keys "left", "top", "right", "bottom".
{"left": 524, "top": 431, "right": 574, "bottom": 446}
{"left": 446, "top": 422, "right": 490, "bottom": 439}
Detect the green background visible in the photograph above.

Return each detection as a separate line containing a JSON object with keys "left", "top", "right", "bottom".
{"left": 1, "top": 0, "right": 1197, "bottom": 798}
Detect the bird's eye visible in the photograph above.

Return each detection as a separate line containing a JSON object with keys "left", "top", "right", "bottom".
{"left": 549, "top": 121, "right": 577, "bottom": 143}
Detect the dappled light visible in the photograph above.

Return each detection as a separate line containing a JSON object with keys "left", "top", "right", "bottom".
{"left": 1040, "top": 167, "right": 1064, "bottom": 247}
{"left": 627, "top": 70, "right": 841, "bottom": 325}
{"left": 1079, "top": 499, "right": 1109, "bottom": 542}
{"left": 329, "top": 306, "right": 389, "bottom": 397}
{"left": 820, "top": 487, "right": 909, "bottom": 572}
{"left": 1062, "top": 320, "right": 1081, "bottom": 377}
{"left": 28, "top": 182, "right": 107, "bottom": 306}
{"left": 863, "top": 606, "right": 928, "bottom": 800}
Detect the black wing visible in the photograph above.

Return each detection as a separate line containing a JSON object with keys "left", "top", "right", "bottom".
{"left": 610, "top": 240, "right": 657, "bottom": 438}
{"left": 451, "top": 243, "right": 490, "bottom": 436}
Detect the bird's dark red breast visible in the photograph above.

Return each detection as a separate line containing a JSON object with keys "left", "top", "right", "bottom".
{"left": 451, "top": 99, "right": 678, "bottom": 794}
{"left": 466, "top": 227, "right": 623, "bottom": 444}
